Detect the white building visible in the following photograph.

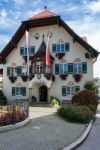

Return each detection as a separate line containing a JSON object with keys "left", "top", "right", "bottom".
{"left": 0, "top": 8, "right": 99, "bottom": 103}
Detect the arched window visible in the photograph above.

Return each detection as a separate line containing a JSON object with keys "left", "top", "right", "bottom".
{"left": 73, "top": 58, "right": 82, "bottom": 74}
{"left": 67, "top": 81, "right": 75, "bottom": 95}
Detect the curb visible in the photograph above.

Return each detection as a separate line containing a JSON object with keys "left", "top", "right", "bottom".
{"left": 63, "top": 120, "right": 93, "bottom": 150}
{"left": 0, "top": 117, "right": 30, "bottom": 133}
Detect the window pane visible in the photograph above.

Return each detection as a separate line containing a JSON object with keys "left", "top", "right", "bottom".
{"left": 57, "top": 44, "right": 60, "bottom": 52}
{"left": 62, "top": 86, "right": 66, "bottom": 96}
{"left": 67, "top": 87, "right": 70, "bottom": 95}
{"left": 68, "top": 63, "right": 73, "bottom": 73}
{"left": 55, "top": 64, "right": 59, "bottom": 75}
{"left": 64, "top": 64, "right": 68, "bottom": 74}
{"left": 24, "top": 48, "right": 27, "bottom": 55}
{"left": 59, "top": 64, "right": 63, "bottom": 74}
{"left": 78, "top": 63, "right": 82, "bottom": 73}
{"left": 71, "top": 87, "right": 75, "bottom": 95}
{"left": 75, "top": 86, "right": 80, "bottom": 93}
{"left": 16, "top": 87, "right": 20, "bottom": 95}
{"left": 61, "top": 44, "right": 64, "bottom": 52}
{"left": 52, "top": 44, "right": 56, "bottom": 53}
{"left": 73, "top": 64, "right": 77, "bottom": 73}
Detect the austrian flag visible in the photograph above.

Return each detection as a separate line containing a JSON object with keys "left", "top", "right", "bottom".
{"left": 46, "top": 27, "right": 52, "bottom": 66}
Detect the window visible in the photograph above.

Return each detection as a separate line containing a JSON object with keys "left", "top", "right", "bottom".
{"left": 12, "top": 87, "right": 26, "bottom": 96}
{"left": 20, "top": 46, "right": 35, "bottom": 56}
{"left": 68, "top": 63, "right": 73, "bottom": 74}
{"left": 62, "top": 86, "right": 66, "bottom": 96}
{"left": 59, "top": 64, "right": 68, "bottom": 74}
{"left": 52, "top": 43, "right": 69, "bottom": 53}
{"left": 16, "top": 66, "right": 22, "bottom": 76}
{"left": 82, "top": 62, "right": 87, "bottom": 73}
{"left": 73, "top": 63, "right": 82, "bottom": 74}
{"left": 7, "top": 67, "right": 16, "bottom": 76}
{"left": 67, "top": 82, "right": 75, "bottom": 95}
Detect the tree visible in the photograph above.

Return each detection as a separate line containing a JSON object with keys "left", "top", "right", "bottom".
{"left": 84, "top": 80, "right": 99, "bottom": 96}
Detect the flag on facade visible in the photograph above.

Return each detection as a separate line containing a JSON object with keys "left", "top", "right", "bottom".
{"left": 25, "top": 30, "right": 30, "bottom": 76}
{"left": 46, "top": 27, "right": 52, "bottom": 66}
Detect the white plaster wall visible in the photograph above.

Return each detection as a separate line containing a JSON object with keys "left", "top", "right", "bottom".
{"left": 3, "top": 24, "right": 93, "bottom": 101}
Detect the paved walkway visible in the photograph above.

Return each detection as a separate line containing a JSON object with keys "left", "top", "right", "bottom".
{"left": 0, "top": 107, "right": 85, "bottom": 150}
{"left": 77, "top": 104, "right": 100, "bottom": 150}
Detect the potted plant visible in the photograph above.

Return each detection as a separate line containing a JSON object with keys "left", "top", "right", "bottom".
{"left": 59, "top": 74, "right": 68, "bottom": 80}
{"left": 44, "top": 73, "right": 52, "bottom": 80}
{"left": 55, "top": 53, "right": 65, "bottom": 60}
{"left": 9, "top": 76, "right": 17, "bottom": 83}
{"left": 73, "top": 74, "right": 82, "bottom": 82}
{"left": 21, "top": 75, "right": 28, "bottom": 82}
{"left": 29, "top": 74, "right": 35, "bottom": 81}
{"left": 50, "top": 96, "right": 59, "bottom": 107}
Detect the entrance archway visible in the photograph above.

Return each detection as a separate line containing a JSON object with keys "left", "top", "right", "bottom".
{"left": 39, "top": 86, "right": 47, "bottom": 102}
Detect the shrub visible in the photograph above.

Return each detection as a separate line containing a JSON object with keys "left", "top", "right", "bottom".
{"left": 50, "top": 96, "right": 59, "bottom": 105}
{"left": 58, "top": 105, "right": 94, "bottom": 123}
{"left": 84, "top": 80, "right": 99, "bottom": 95}
{"left": 0, "top": 90, "right": 7, "bottom": 105}
{"left": 72, "top": 90, "right": 98, "bottom": 113}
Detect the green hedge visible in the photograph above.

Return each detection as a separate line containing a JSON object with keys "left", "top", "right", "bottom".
{"left": 58, "top": 105, "right": 94, "bottom": 123}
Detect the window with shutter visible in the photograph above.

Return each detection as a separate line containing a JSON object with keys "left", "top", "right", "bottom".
{"left": 65, "top": 42, "right": 69, "bottom": 52}
{"left": 62, "top": 86, "right": 66, "bottom": 96}
{"left": 31, "top": 46, "right": 35, "bottom": 55}
{"left": 75, "top": 86, "right": 80, "bottom": 93}
{"left": 55, "top": 64, "right": 59, "bottom": 75}
{"left": 20, "top": 47, "right": 24, "bottom": 56}
{"left": 17, "top": 66, "right": 22, "bottom": 76}
{"left": 12, "top": 87, "right": 15, "bottom": 96}
{"left": 22, "top": 87, "right": 26, "bottom": 96}
{"left": 68, "top": 63, "right": 73, "bottom": 74}
{"left": 52, "top": 44, "right": 56, "bottom": 53}
{"left": 7, "top": 67, "right": 10, "bottom": 76}
{"left": 82, "top": 62, "right": 87, "bottom": 73}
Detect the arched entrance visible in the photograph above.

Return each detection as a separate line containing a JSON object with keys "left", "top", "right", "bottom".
{"left": 39, "top": 86, "right": 47, "bottom": 102}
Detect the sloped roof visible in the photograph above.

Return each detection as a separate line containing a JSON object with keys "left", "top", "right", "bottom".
{"left": 0, "top": 9, "right": 99, "bottom": 62}
{"left": 31, "top": 40, "right": 54, "bottom": 60}
{"left": 30, "top": 9, "right": 56, "bottom": 20}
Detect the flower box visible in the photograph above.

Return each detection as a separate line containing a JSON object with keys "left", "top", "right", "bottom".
{"left": 59, "top": 74, "right": 68, "bottom": 80}
{"left": 9, "top": 76, "right": 17, "bottom": 83}
{"left": 21, "top": 75, "right": 28, "bottom": 82}
{"left": 73, "top": 74, "right": 82, "bottom": 82}
{"left": 55, "top": 53, "right": 65, "bottom": 60}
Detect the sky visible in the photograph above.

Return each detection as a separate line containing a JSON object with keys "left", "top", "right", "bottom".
{"left": 0, "top": 0, "right": 100, "bottom": 77}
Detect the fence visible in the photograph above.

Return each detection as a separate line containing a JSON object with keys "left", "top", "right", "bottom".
{"left": 0, "top": 99, "right": 29, "bottom": 126}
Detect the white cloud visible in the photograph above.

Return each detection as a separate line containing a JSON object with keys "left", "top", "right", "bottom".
{"left": 0, "top": 9, "right": 7, "bottom": 18}
{"left": 13, "top": 0, "right": 25, "bottom": 6}
{"left": 0, "top": 34, "right": 10, "bottom": 50}
{"left": 83, "top": 0, "right": 100, "bottom": 14}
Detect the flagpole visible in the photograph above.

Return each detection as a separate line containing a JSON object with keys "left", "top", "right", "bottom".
{"left": 26, "top": 30, "right": 29, "bottom": 77}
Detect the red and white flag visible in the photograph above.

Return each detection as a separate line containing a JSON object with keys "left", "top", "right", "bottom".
{"left": 25, "top": 30, "right": 30, "bottom": 76}
{"left": 46, "top": 27, "right": 52, "bottom": 66}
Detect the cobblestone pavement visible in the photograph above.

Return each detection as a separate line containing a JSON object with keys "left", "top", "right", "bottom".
{"left": 0, "top": 107, "right": 86, "bottom": 150}
{"left": 77, "top": 104, "right": 100, "bottom": 150}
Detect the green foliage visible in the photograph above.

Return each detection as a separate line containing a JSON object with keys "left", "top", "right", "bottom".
{"left": 58, "top": 105, "right": 94, "bottom": 123}
{"left": 72, "top": 90, "right": 98, "bottom": 113}
{"left": 50, "top": 96, "right": 59, "bottom": 105}
{"left": 0, "top": 90, "right": 7, "bottom": 105}
{"left": 84, "top": 80, "right": 99, "bottom": 95}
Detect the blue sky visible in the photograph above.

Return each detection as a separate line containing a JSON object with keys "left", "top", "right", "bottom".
{"left": 0, "top": 0, "right": 100, "bottom": 77}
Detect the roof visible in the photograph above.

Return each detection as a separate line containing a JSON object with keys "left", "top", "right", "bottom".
{"left": 0, "top": 8, "right": 99, "bottom": 62}
{"left": 30, "top": 8, "right": 56, "bottom": 20}
{"left": 31, "top": 39, "right": 54, "bottom": 61}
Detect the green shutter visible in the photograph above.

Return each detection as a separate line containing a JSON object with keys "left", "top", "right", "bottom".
{"left": 82, "top": 62, "right": 87, "bottom": 74}
{"left": 62, "top": 86, "right": 66, "bottom": 96}
{"left": 65, "top": 42, "right": 69, "bottom": 52}
{"left": 7, "top": 67, "right": 10, "bottom": 76}
{"left": 20, "top": 47, "right": 24, "bottom": 56}
{"left": 31, "top": 46, "right": 35, "bottom": 55}
{"left": 52, "top": 44, "right": 56, "bottom": 53}
{"left": 17, "top": 66, "right": 22, "bottom": 76}
{"left": 22, "top": 87, "right": 26, "bottom": 96}
{"left": 12, "top": 87, "right": 15, "bottom": 96}
{"left": 75, "top": 86, "right": 80, "bottom": 93}
{"left": 68, "top": 63, "right": 73, "bottom": 74}
{"left": 55, "top": 64, "right": 59, "bottom": 75}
